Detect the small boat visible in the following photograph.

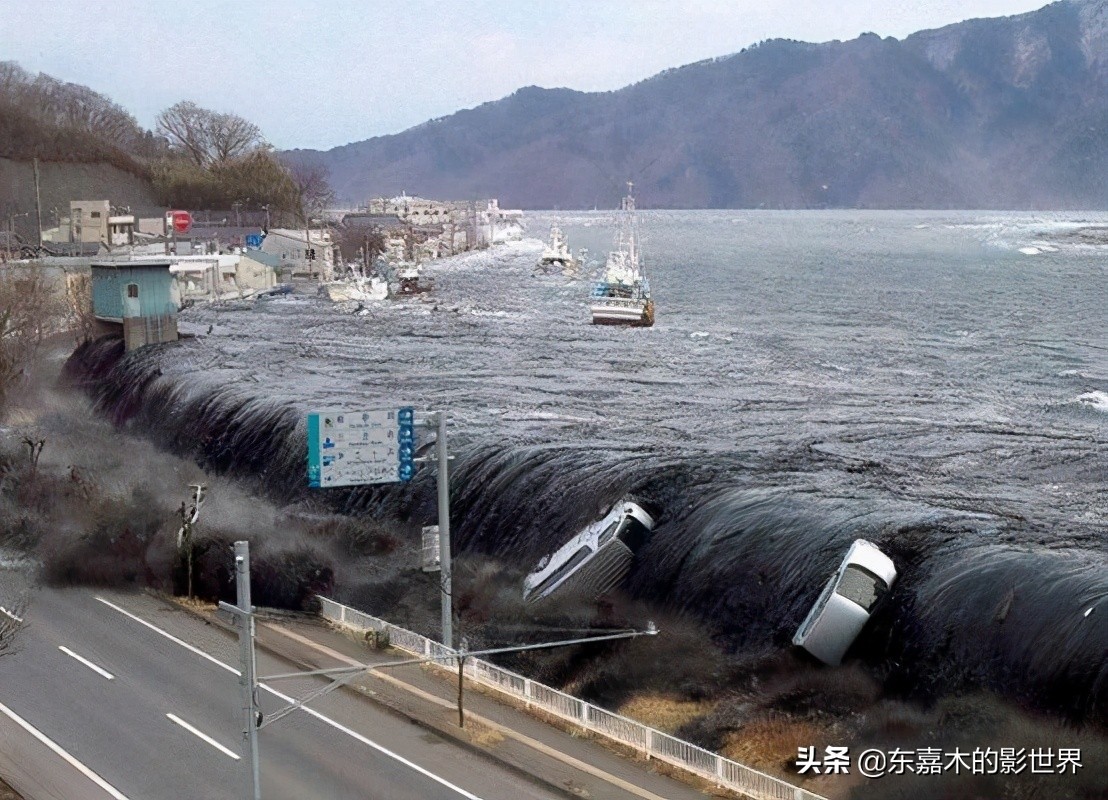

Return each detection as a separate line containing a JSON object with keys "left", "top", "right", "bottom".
{"left": 792, "top": 539, "right": 897, "bottom": 666}
{"left": 590, "top": 183, "right": 654, "bottom": 326}
{"left": 537, "top": 225, "right": 580, "bottom": 275}
{"left": 523, "top": 498, "right": 656, "bottom": 604}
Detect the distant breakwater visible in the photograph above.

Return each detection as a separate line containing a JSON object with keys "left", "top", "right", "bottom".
{"left": 65, "top": 336, "right": 1108, "bottom": 723}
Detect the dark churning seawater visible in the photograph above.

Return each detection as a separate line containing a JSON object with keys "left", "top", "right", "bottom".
{"left": 72, "top": 210, "right": 1108, "bottom": 721}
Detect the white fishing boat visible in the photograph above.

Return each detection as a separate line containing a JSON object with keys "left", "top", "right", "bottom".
{"left": 589, "top": 183, "right": 654, "bottom": 326}
{"left": 523, "top": 498, "right": 656, "bottom": 604}
{"left": 537, "top": 225, "right": 580, "bottom": 275}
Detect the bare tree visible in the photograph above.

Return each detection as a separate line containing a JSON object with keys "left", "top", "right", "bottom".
{"left": 31, "top": 75, "right": 142, "bottom": 145}
{"left": 156, "top": 101, "right": 266, "bottom": 168}
{"left": 0, "top": 265, "right": 58, "bottom": 408}
{"left": 289, "top": 163, "right": 335, "bottom": 223}
{"left": 176, "top": 484, "right": 206, "bottom": 600}
{"left": 64, "top": 271, "right": 95, "bottom": 343}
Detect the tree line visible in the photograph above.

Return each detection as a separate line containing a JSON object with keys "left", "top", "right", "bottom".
{"left": 0, "top": 61, "right": 331, "bottom": 223}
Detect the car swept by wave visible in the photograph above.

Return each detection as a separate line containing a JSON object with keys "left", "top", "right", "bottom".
{"left": 793, "top": 539, "right": 897, "bottom": 666}
{"left": 523, "top": 499, "right": 656, "bottom": 604}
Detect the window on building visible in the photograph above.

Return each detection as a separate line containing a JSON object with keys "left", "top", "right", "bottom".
{"left": 91, "top": 211, "right": 101, "bottom": 219}
{"left": 126, "top": 283, "right": 139, "bottom": 298}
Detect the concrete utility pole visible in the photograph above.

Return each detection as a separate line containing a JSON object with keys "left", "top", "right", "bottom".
{"left": 220, "top": 541, "right": 261, "bottom": 800}
{"left": 412, "top": 410, "right": 453, "bottom": 648}
{"left": 436, "top": 410, "right": 453, "bottom": 649}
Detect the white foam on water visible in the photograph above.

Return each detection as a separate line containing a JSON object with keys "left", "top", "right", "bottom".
{"left": 1019, "top": 246, "right": 1041, "bottom": 255}
{"left": 1075, "top": 391, "right": 1108, "bottom": 412}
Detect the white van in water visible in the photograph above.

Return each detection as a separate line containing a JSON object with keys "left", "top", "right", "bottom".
{"left": 523, "top": 499, "right": 656, "bottom": 604}
{"left": 792, "top": 539, "right": 897, "bottom": 666}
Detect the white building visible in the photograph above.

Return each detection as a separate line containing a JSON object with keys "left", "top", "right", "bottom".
{"left": 260, "top": 228, "right": 338, "bottom": 279}
{"left": 170, "top": 253, "right": 278, "bottom": 303}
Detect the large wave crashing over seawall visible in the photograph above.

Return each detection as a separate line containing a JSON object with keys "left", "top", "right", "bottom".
{"left": 63, "top": 212, "right": 1108, "bottom": 723}
{"left": 66, "top": 339, "right": 1106, "bottom": 722}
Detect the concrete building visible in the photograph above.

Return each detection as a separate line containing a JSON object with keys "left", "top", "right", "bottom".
{"left": 70, "top": 200, "right": 110, "bottom": 244}
{"left": 260, "top": 228, "right": 338, "bottom": 279}
{"left": 171, "top": 253, "right": 278, "bottom": 303}
{"left": 108, "top": 214, "right": 136, "bottom": 246}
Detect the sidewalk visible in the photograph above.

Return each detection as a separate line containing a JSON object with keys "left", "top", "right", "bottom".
{"left": 204, "top": 604, "right": 729, "bottom": 800}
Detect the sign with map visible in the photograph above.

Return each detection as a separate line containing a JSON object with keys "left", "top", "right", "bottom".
{"left": 307, "top": 407, "right": 415, "bottom": 488}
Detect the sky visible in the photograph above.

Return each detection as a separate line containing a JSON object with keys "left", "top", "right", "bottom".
{"left": 0, "top": 0, "right": 1053, "bottom": 151}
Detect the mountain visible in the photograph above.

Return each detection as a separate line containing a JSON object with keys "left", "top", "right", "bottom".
{"left": 286, "top": 0, "right": 1108, "bottom": 209}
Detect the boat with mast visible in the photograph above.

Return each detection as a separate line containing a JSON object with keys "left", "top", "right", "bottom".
{"left": 589, "top": 182, "right": 654, "bottom": 326}
{"left": 537, "top": 224, "right": 580, "bottom": 275}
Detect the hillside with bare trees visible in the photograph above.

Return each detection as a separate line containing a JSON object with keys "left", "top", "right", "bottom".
{"left": 0, "top": 62, "right": 312, "bottom": 226}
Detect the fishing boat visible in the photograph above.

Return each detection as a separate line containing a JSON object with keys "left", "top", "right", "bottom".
{"left": 522, "top": 498, "right": 656, "bottom": 604}
{"left": 589, "top": 183, "right": 654, "bottom": 326}
{"left": 537, "top": 225, "right": 580, "bottom": 275}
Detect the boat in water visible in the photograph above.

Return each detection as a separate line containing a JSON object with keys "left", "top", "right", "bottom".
{"left": 537, "top": 225, "right": 580, "bottom": 275}
{"left": 589, "top": 183, "right": 654, "bottom": 326}
{"left": 522, "top": 498, "right": 656, "bottom": 604}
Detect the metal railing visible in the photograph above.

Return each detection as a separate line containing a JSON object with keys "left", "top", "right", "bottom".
{"left": 317, "top": 596, "right": 825, "bottom": 800}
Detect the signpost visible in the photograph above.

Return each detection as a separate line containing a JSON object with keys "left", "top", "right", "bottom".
{"left": 306, "top": 407, "right": 415, "bottom": 488}
{"left": 305, "top": 406, "right": 451, "bottom": 648}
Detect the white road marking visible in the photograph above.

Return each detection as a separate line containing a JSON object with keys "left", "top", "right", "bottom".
{"left": 59, "top": 646, "right": 115, "bottom": 680}
{"left": 0, "top": 606, "right": 22, "bottom": 623}
{"left": 95, "top": 597, "right": 235, "bottom": 674}
{"left": 166, "top": 713, "right": 240, "bottom": 760}
{"left": 0, "top": 699, "right": 130, "bottom": 800}
{"left": 96, "top": 595, "right": 485, "bottom": 800}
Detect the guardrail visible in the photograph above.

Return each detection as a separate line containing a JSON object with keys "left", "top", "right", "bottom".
{"left": 317, "top": 596, "right": 825, "bottom": 800}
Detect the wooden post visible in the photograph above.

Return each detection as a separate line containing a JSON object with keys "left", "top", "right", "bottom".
{"left": 32, "top": 159, "right": 43, "bottom": 249}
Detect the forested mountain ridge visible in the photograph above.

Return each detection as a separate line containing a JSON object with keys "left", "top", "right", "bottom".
{"left": 287, "top": 0, "right": 1108, "bottom": 208}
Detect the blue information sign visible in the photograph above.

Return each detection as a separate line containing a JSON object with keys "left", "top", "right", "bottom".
{"left": 307, "top": 407, "right": 415, "bottom": 488}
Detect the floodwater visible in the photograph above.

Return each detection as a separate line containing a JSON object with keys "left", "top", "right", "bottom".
{"left": 70, "top": 211, "right": 1108, "bottom": 721}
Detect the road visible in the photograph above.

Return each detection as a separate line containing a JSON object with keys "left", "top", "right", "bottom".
{"left": 0, "top": 587, "right": 573, "bottom": 800}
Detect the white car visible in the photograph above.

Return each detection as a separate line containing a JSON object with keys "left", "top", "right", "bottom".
{"left": 523, "top": 499, "right": 656, "bottom": 604}
{"left": 792, "top": 539, "right": 897, "bottom": 666}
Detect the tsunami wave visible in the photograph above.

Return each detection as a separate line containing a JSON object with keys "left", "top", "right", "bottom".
{"left": 64, "top": 336, "right": 1108, "bottom": 722}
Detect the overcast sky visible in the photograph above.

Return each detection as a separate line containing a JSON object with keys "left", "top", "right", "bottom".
{"left": 1, "top": 0, "right": 1051, "bottom": 151}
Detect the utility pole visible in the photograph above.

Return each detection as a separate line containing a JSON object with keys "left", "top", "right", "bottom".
{"left": 436, "top": 410, "right": 453, "bottom": 649}
{"left": 220, "top": 541, "right": 261, "bottom": 800}
{"left": 417, "top": 411, "right": 454, "bottom": 648}
{"left": 32, "top": 158, "right": 43, "bottom": 249}
{"left": 304, "top": 210, "right": 311, "bottom": 280}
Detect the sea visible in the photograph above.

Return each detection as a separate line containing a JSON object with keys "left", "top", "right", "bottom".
{"left": 76, "top": 210, "right": 1108, "bottom": 721}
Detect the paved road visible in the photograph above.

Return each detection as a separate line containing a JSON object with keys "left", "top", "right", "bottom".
{"left": 0, "top": 587, "right": 570, "bottom": 800}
